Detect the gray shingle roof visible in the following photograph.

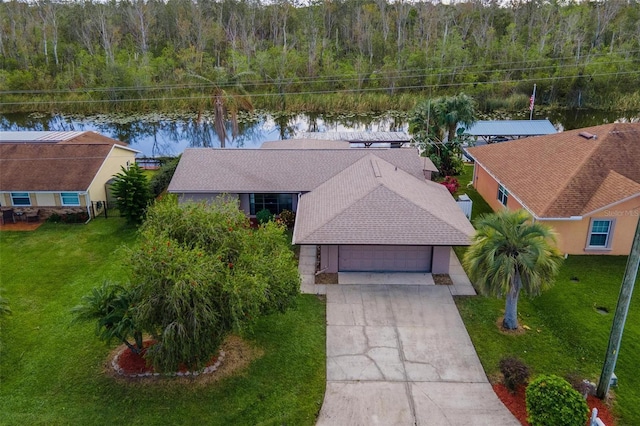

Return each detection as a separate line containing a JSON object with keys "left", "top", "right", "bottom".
{"left": 292, "top": 154, "right": 474, "bottom": 245}
{"left": 168, "top": 148, "right": 430, "bottom": 193}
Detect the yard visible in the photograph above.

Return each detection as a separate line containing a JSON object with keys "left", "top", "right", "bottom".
{"left": 456, "top": 235, "right": 640, "bottom": 425}
{"left": 0, "top": 218, "right": 326, "bottom": 425}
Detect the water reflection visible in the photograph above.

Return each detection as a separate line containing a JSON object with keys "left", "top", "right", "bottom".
{"left": 0, "top": 109, "right": 636, "bottom": 157}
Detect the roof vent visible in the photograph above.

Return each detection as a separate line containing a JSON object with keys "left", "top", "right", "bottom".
{"left": 579, "top": 131, "right": 597, "bottom": 140}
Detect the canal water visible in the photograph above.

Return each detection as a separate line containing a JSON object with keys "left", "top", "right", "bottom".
{"left": 0, "top": 109, "right": 636, "bottom": 157}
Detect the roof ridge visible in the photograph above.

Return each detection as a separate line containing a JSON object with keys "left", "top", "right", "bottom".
{"left": 538, "top": 126, "right": 610, "bottom": 217}
{"left": 293, "top": 155, "right": 383, "bottom": 242}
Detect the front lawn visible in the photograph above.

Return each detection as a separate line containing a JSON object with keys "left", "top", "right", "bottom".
{"left": 0, "top": 218, "right": 325, "bottom": 425}
{"left": 456, "top": 255, "right": 640, "bottom": 425}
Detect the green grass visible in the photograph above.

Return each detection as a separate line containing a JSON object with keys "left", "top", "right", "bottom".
{"left": 0, "top": 218, "right": 325, "bottom": 425}
{"left": 455, "top": 163, "right": 494, "bottom": 221}
{"left": 456, "top": 256, "right": 640, "bottom": 425}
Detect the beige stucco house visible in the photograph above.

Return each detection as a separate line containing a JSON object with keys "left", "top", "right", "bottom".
{"left": 0, "top": 131, "right": 139, "bottom": 219}
{"left": 466, "top": 123, "right": 640, "bottom": 255}
{"left": 168, "top": 145, "right": 474, "bottom": 274}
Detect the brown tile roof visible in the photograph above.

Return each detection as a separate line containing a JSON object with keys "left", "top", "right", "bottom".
{"left": 0, "top": 131, "right": 138, "bottom": 192}
{"left": 168, "top": 148, "right": 430, "bottom": 193}
{"left": 292, "top": 154, "right": 474, "bottom": 245}
{"left": 467, "top": 123, "right": 640, "bottom": 218}
{"left": 0, "top": 144, "right": 114, "bottom": 191}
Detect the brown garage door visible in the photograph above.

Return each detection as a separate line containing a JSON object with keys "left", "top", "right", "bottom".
{"left": 338, "top": 245, "right": 433, "bottom": 272}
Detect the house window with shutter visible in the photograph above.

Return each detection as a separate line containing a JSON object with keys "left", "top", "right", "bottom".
{"left": 587, "top": 219, "right": 614, "bottom": 249}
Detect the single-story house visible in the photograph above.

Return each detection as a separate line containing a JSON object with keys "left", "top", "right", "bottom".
{"left": 168, "top": 146, "right": 474, "bottom": 274}
{"left": 466, "top": 123, "right": 640, "bottom": 255}
{"left": 0, "top": 131, "right": 139, "bottom": 219}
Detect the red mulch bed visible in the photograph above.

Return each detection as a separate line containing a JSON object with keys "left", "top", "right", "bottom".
{"left": 117, "top": 341, "right": 218, "bottom": 375}
{"left": 493, "top": 383, "right": 617, "bottom": 426}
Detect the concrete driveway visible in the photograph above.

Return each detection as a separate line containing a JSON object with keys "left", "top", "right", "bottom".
{"left": 317, "top": 284, "right": 519, "bottom": 426}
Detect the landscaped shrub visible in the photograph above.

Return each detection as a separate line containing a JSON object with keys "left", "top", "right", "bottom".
{"left": 526, "top": 374, "right": 589, "bottom": 426}
{"left": 256, "top": 208, "right": 274, "bottom": 224}
{"left": 278, "top": 209, "right": 296, "bottom": 229}
{"left": 440, "top": 176, "right": 460, "bottom": 195}
{"left": 47, "top": 213, "right": 62, "bottom": 223}
{"left": 499, "top": 356, "right": 530, "bottom": 393}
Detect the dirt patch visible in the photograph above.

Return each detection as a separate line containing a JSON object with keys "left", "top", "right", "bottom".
{"left": 496, "top": 317, "right": 527, "bottom": 335}
{"left": 105, "top": 335, "right": 264, "bottom": 386}
{"left": 315, "top": 273, "right": 338, "bottom": 284}
{"left": 433, "top": 274, "right": 453, "bottom": 285}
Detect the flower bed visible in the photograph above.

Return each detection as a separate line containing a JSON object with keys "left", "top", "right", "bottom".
{"left": 112, "top": 341, "right": 224, "bottom": 378}
{"left": 493, "top": 383, "right": 617, "bottom": 425}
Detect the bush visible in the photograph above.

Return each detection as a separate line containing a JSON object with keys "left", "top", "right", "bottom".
{"left": 278, "top": 209, "right": 296, "bottom": 228}
{"left": 526, "top": 374, "right": 589, "bottom": 426}
{"left": 499, "top": 356, "right": 530, "bottom": 393}
{"left": 256, "top": 208, "right": 274, "bottom": 224}
{"left": 149, "top": 156, "right": 180, "bottom": 197}
{"left": 440, "top": 176, "right": 460, "bottom": 195}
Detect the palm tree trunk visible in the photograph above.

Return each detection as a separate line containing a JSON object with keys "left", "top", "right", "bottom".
{"left": 503, "top": 270, "right": 522, "bottom": 329}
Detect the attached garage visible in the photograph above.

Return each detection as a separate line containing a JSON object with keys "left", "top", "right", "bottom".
{"left": 338, "top": 245, "right": 433, "bottom": 272}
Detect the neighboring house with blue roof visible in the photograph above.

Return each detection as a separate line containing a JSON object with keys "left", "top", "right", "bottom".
{"left": 462, "top": 120, "right": 557, "bottom": 144}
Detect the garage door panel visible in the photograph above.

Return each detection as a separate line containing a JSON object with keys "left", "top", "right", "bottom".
{"left": 339, "top": 245, "right": 432, "bottom": 272}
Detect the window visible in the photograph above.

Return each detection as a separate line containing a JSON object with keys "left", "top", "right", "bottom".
{"left": 497, "top": 184, "right": 509, "bottom": 206}
{"left": 250, "top": 193, "right": 293, "bottom": 215}
{"left": 11, "top": 192, "right": 31, "bottom": 206}
{"left": 61, "top": 192, "right": 80, "bottom": 206}
{"left": 588, "top": 219, "right": 613, "bottom": 248}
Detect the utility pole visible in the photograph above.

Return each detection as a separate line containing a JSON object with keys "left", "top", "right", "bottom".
{"left": 596, "top": 219, "right": 640, "bottom": 399}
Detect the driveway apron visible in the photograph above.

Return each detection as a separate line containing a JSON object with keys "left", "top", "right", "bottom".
{"left": 317, "top": 284, "right": 519, "bottom": 426}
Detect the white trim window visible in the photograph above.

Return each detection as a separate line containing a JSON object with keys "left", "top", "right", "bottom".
{"left": 11, "top": 192, "right": 31, "bottom": 206}
{"left": 587, "top": 219, "right": 614, "bottom": 249}
{"left": 61, "top": 192, "right": 81, "bottom": 206}
{"left": 497, "top": 184, "right": 509, "bottom": 206}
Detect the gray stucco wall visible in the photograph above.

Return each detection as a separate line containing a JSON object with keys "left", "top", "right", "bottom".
{"left": 431, "top": 246, "right": 452, "bottom": 274}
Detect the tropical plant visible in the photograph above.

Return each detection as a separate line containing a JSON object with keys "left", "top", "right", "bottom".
{"left": 72, "top": 281, "right": 143, "bottom": 354}
{"left": 409, "top": 94, "right": 476, "bottom": 176}
{"left": 526, "top": 374, "right": 589, "bottom": 426}
{"left": 463, "top": 209, "right": 563, "bottom": 330}
{"left": 256, "top": 208, "right": 274, "bottom": 225}
{"left": 440, "top": 176, "right": 460, "bottom": 195}
{"left": 190, "top": 72, "right": 254, "bottom": 148}
{"left": 111, "top": 164, "right": 152, "bottom": 224}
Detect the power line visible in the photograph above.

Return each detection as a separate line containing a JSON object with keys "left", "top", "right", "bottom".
{"left": 2, "top": 69, "right": 639, "bottom": 107}
{"left": 1, "top": 50, "right": 639, "bottom": 96}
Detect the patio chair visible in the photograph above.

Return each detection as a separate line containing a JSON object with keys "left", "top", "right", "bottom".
{"left": 2, "top": 209, "right": 16, "bottom": 224}
{"left": 25, "top": 209, "right": 41, "bottom": 222}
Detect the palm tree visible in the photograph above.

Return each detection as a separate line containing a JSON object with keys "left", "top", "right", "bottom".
{"left": 436, "top": 93, "right": 477, "bottom": 143}
{"left": 72, "top": 281, "right": 143, "bottom": 353}
{"left": 190, "top": 72, "right": 254, "bottom": 148}
{"left": 463, "top": 209, "right": 563, "bottom": 330}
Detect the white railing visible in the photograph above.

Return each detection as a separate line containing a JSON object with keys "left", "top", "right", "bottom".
{"left": 590, "top": 408, "right": 606, "bottom": 426}
{"left": 457, "top": 194, "right": 473, "bottom": 220}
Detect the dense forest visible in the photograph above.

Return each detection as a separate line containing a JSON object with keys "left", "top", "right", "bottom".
{"left": 1, "top": 0, "right": 639, "bottom": 114}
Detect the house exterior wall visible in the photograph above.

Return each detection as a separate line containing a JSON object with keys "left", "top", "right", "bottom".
{"left": 431, "top": 246, "right": 451, "bottom": 274}
{"left": 474, "top": 163, "right": 639, "bottom": 255}
{"left": 88, "top": 146, "right": 137, "bottom": 203}
{"left": 320, "top": 245, "right": 339, "bottom": 273}
{"left": 473, "top": 163, "right": 524, "bottom": 212}
{"left": 542, "top": 198, "right": 639, "bottom": 255}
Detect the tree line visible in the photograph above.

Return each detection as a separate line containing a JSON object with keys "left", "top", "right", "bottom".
{"left": 1, "top": 0, "right": 639, "bottom": 113}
